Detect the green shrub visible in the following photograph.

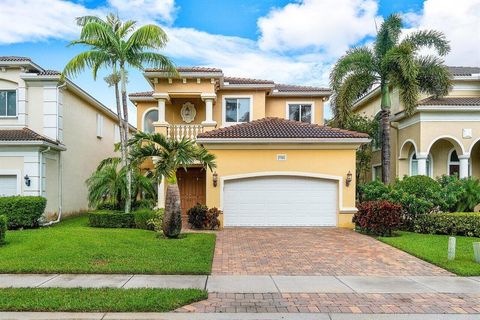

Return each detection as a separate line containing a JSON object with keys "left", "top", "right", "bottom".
{"left": 132, "top": 199, "right": 156, "bottom": 211}
{"left": 0, "top": 215, "right": 7, "bottom": 245}
{"left": 88, "top": 210, "right": 135, "bottom": 228}
{"left": 437, "top": 175, "right": 466, "bottom": 212}
{"left": 0, "top": 196, "right": 47, "bottom": 229}
{"left": 353, "top": 200, "right": 402, "bottom": 236}
{"left": 455, "top": 178, "right": 480, "bottom": 212}
{"left": 358, "top": 180, "right": 390, "bottom": 202}
{"left": 134, "top": 208, "right": 164, "bottom": 230}
{"left": 187, "top": 204, "right": 221, "bottom": 230}
{"left": 414, "top": 212, "right": 480, "bottom": 237}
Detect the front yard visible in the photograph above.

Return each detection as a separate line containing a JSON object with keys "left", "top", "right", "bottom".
{"left": 379, "top": 231, "right": 480, "bottom": 276}
{"left": 0, "top": 216, "right": 216, "bottom": 274}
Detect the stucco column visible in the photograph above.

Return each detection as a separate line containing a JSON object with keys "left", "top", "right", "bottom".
{"left": 417, "top": 155, "right": 427, "bottom": 176}
{"left": 152, "top": 93, "right": 170, "bottom": 135}
{"left": 459, "top": 155, "right": 470, "bottom": 179}
{"left": 201, "top": 93, "right": 217, "bottom": 129}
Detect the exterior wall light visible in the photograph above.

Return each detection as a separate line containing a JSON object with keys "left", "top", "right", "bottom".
{"left": 346, "top": 171, "right": 353, "bottom": 187}
{"left": 212, "top": 172, "right": 218, "bottom": 187}
{"left": 24, "top": 175, "right": 31, "bottom": 187}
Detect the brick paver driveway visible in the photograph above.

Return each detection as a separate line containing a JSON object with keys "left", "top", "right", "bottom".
{"left": 212, "top": 228, "right": 450, "bottom": 276}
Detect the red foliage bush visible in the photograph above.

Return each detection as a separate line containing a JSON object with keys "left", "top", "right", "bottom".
{"left": 353, "top": 200, "right": 402, "bottom": 236}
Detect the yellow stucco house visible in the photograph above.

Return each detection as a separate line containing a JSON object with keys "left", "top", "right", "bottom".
{"left": 0, "top": 56, "right": 130, "bottom": 220}
{"left": 130, "top": 67, "right": 369, "bottom": 228}
{"left": 353, "top": 66, "right": 480, "bottom": 182}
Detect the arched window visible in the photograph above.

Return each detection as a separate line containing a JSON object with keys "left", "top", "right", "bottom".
{"left": 143, "top": 109, "right": 158, "bottom": 133}
{"left": 448, "top": 149, "right": 460, "bottom": 177}
{"left": 410, "top": 152, "right": 433, "bottom": 177}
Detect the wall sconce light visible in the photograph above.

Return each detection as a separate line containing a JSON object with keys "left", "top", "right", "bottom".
{"left": 212, "top": 172, "right": 218, "bottom": 187}
{"left": 24, "top": 175, "right": 31, "bottom": 187}
{"left": 346, "top": 171, "right": 353, "bottom": 187}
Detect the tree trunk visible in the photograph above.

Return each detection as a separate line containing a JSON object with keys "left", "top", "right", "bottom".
{"left": 162, "top": 183, "right": 182, "bottom": 238}
{"left": 120, "top": 64, "right": 132, "bottom": 213}
{"left": 380, "top": 83, "right": 391, "bottom": 185}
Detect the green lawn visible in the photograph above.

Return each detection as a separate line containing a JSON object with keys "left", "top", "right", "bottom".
{"left": 0, "top": 288, "right": 206, "bottom": 312}
{"left": 378, "top": 231, "right": 480, "bottom": 276}
{"left": 0, "top": 216, "right": 215, "bottom": 274}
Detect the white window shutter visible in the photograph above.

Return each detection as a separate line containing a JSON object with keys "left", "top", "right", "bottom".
{"left": 114, "top": 124, "right": 120, "bottom": 143}
{"left": 96, "top": 114, "right": 104, "bottom": 138}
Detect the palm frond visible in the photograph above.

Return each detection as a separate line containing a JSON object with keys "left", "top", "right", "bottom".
{"left": 330, "top": 46, "right": 377, "bottom": 90}
{"left": 62, "top": 50, "right": 111, "bottom": 80}
{"left": 126, "top": 24, "right": 168, "bottom": 50}
{"left": 374, "top": 14, "right": 403, "bottom": 60}
{"left": 402, "top": 30, "right": 450, "bottom": 56}
{"left": 416, "top": 55, "right": 452, "bottom": 97}
{"left": 127, "top": 52, "right": 177, "bottom": 75}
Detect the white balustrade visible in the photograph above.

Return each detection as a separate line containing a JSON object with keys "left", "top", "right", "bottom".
{"left": 166, "top": 124, "right": 204, "bottom": 141}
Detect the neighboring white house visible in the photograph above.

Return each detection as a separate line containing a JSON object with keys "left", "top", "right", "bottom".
{"left": 0, "top": 56, "right": 131, "bottom": 219}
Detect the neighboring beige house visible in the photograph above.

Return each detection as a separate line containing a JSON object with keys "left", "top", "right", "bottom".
{"left": 130, "top": 67, "right": 368, "bottom": 228}
{"left": 0, "top": 56, "right": 128, "bottom": 219}
{"left": 353, "top": 66, "right": 480, "bottom": 182}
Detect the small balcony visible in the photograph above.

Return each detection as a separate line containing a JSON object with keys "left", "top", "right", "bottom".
{"left": 166, "top": 124, "right": 204, "bottom": 141}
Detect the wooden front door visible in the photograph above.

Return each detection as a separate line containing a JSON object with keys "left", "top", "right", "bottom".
{"left": 176, "top": 167, "right": 206, "bottom": 215}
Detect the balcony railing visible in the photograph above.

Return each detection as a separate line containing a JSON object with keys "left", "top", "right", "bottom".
{"left": 166, "top": 124, "right": 204, "bottom": 141}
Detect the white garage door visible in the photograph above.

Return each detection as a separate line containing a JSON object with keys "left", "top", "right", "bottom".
{"left": 0, "top": 175, "right": 18, "bottom": 197}
{"left": 223, "top": 176, "right": 337, "bottom": 227}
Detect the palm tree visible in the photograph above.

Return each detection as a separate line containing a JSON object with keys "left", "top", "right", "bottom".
{"left": 128, "top": 132, "right": 216, "bottom": 238}
{"left": 86, "top": 157, "right": 156, "bottom": 210}
{"left": 63, "top": 13, "right": 177, "bottom": 212}
{"left": 330, "top": 14, "right": 451, "bottom": 184}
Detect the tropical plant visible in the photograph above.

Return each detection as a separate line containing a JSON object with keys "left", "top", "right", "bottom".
{"left": 330, "top": 14, "right": 451, "bottom": 184}
{"left": 86, "top": 157, "right": 156, "bottom": 210}
{"left": 128, "top": 132, "right": 216, "bottom": 238}
{"left": 63, "top": 13, "right": 177, "bottom": 213}
{"left": 455, "top": 178, "right": 480, "bottom": 212}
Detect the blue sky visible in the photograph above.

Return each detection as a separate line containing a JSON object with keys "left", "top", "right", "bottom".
{"left": 1, "top": 0, "right": 479, "bottom": 124}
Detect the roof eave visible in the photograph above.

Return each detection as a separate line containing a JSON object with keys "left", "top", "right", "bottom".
{"left": 270, "top": 91, "right": 331, "bottom": 97}
{"left": 222, "top": 84, "right": 276, "bottom": 90}
{"left": 144, "top": 71, "right": 224, "bottom": 79}
{"left": 0, "top": 140, "right": 67, "bottom": 151}
{"left": 129, "top": 96, "right": 155, "bottom": 103}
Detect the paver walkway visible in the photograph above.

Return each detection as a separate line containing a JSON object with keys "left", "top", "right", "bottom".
{"left": 212, "top": 228, "right": 451, "bottom": 275}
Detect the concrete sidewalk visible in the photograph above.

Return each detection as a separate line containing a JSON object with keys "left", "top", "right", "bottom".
{"left": 1, "top": 274, "right": 479, "bottom": 294}
{"left": 0, "top": 312, "right": 478, "bottom": 320}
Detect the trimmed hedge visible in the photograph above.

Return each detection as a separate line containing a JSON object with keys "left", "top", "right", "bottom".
{"left": 0, "top": 215, "right": 7, "bottom": 245}
{"left": 88, "top": 211, "right": 135, "bottom": 228}
{"left": 134, "top": 208, "right": 164, "bottom": 231}
{"left": 414, "top": 212, "right": 480, "bottom": 237}
{"left": 0, "top": 196, "right": 46, "bottom": 229}
{"left": 353, "top": 200, "right": 402, "bottom": 236}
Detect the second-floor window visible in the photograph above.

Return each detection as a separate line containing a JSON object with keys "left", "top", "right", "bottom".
{"left": 144, "top": 109, "right": 158, "bottom": 133}
{"left": 225, "top": 97, "right": 251, "bottom": 124}
{"left": 288, "top": 103, "right": 312, "bottom": 123}
{"left": 0, "top": 90, "right": 16, "bottom": 117}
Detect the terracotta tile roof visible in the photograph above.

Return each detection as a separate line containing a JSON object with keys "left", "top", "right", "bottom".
{"left": 448, "top": 66, "right": 480, "bottom": 76}
{"left": 197, "top": 117, "right": 369, "bottom": 139}
{"left": 0, "top": 128, "right": 59, "bottom": 145}
{"left": 418, "top": 96, "right": 480, "bottom": 106}
{"left": 224, "top": 77, "right": 274, "bottom": 85}
{"left": 0, "top": 56, "right": 32, "bottom": 62}
{"left": 145, "top": 66, "right": 223, "bottom": 73}
{"left": 274, "top": 84, "right": 330, "bottom": 92}
{"left": 37, "top": 69, "right": 60, "bottom": 76}
{"left": 129, "top": 91, "right": 154, "bottom": 97}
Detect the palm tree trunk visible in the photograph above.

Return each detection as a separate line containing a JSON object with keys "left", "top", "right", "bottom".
{"left": 120, "top": 64, "right": 132, "bottom": 213}
{"left": 162, "top": 182, "right": 182, "bottom": 238}
{"left": 380, "top": 83, "right": 391, "bottom": 184}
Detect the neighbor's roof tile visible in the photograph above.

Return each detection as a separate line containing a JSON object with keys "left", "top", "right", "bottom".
{"left": 448, "top": 66, "right": 480, "bottom": 77}
{"left": 197, "top": 117, "right": 369, "bottom": 139}
{"left": 418, "top": 96, "right": 480, "bottom": 106}
{"left": 0, "top": 128, "right": 60, "bottom": 145}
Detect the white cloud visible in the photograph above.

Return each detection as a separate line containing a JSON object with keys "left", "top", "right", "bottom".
{"left": 0, "top": 0, "right": 177, "bottom": 44}
{"left": 107, "top": 0, "right": 177, "bottom": 25}
{"left": 407, "top": 0, "right": 480, "bottom": 66}
{"left": 257, "top": 0, "right": 379, "bottom": 56}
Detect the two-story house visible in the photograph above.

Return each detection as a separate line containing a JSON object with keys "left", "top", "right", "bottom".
{"left": 353, "top": 66, "right": 480, "bottom": 182}
{"left": 129, "top": 67, "right": 369, "bottom": 228}
{"left": 0, "top": 56, "right": 128, "bottom": 220}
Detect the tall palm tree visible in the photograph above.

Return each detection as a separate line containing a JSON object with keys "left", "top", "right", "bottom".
{"left": 86, "top": 157, "right": 156, "bottom": 210}
{"left": 128, "top": 132, "right": 216, "bottom": 238}
{"left": 63, "top": 13, "right": 177, "bottom": 212}
{"left": 330, "top": 14, "right": 451, "bottom": 184}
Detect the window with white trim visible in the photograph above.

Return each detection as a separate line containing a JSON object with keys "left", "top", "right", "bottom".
{"left": 96, "top": 114, "right": 104, "bottom": 138}
{"left": 410, "top": 152, "right": 432, "bottom": 177}
{"left": 225, "top": 98, "right": 250, "bottom": 123}
{"left": 288, "top": 103, "right": 312, "bottom": 123}
{"left": 143, "top": 109, "right": 158, "bottom": 133}
{"left": 114, "top": 124, "right": 121, "bottom": 143}
{"left": 0, "top": 90, "right": 16, "bottom": 117}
